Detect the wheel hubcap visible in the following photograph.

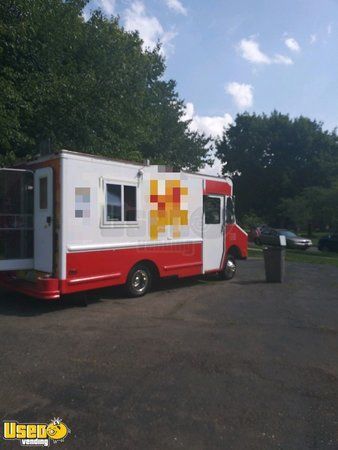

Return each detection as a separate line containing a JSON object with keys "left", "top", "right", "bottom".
{"left": 226, "top": 259, "right": 236, "bottom": 274}
{"left": 131, "top": 269, "right": 148, "bottom": 293}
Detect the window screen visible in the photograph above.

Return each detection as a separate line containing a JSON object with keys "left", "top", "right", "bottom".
{"left": 106, "top": 183, "right": 137, "bottom": 222}
{"left": 106, "top": 184, "right": 122, "bottom": 221}
{"left": 204, "top": 196, "right": 221, "bottom": 224}
{"left": 124, "top": 185, "right": 136, "bottom": 221}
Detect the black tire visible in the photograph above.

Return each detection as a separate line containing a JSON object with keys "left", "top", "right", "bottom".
{"left": 219, "top": 255, "right": 237, "bottom": 281}
{"left": 254, "top": 238, "right": 262, "bottom": 246}
{"left": 125, "top": 264, "right": 152, "bottom": 297}
{"left": 319, "top": 245, "right": 330, "bottom": 253}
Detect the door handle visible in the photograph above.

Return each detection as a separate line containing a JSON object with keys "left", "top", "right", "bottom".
{"left": 46, "top": 216, "right": 52, "bottom": 226}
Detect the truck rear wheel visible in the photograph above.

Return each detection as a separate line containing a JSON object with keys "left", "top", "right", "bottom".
{"left": 219, "top": 255, "right": 236, "bottom": 280}
{"left": 125, "top": 264, "right": 152, "bottom": 297}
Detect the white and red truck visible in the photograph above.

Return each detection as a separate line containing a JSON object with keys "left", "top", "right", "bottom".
{"left": 0, "top": 150, "right": 247, "bottom": 299}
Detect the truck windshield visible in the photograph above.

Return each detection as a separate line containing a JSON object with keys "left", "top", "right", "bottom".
{"left": 226, "top": 197, "right": 236, "bottom": 224}
{"left": 0, "top": 170, "right": 34, "bottom": 260}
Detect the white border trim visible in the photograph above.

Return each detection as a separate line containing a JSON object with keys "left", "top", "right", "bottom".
{"left": 60, "top": 155, "right": 66, "bottom": 279}
{"left": 68, "top": 238, "right": 203, "bottom": 252}
{"left": 234, "top": 223, "right": 248, "bottom": 236}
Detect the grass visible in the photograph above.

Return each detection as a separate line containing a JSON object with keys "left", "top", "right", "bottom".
{"left": 248, "top": 246, "right": 338, "bottom": 268}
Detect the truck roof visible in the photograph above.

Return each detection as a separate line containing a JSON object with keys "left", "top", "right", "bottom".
{"left": 22, "top": 149, "right": 232, "bottom": 183}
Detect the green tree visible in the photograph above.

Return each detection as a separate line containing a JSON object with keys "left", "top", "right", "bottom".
{"left": 280, "top": 184, "right": 338, "bottom": 232}
{"left": 216, "top": 111, "right": 338, "bottom": 224}
{"left": 0, "top": 0, "right": 209, "bottom": 169}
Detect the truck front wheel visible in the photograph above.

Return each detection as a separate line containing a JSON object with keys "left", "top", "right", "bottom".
{"left": 219, "top": 255, "right": 237, "bottom": 280}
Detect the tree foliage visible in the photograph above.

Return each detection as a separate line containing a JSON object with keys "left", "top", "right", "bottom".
{"left": 0, "top": 0, "right": 210, "bottom": 169}
{"left": 279, "top": 184, "right": 338, "bottom": 231}
{"left": 216, "top": 111, "right": 338, "bottom": 228}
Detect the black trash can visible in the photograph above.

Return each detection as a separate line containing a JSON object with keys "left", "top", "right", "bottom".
{"left": 263, "top": 246, "right": 285, "bottom": 283}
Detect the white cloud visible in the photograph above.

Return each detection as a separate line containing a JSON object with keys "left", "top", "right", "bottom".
{"left": 183, "top": 103, "right": 233, "bottom": 176}
{"left": 100, "top": 0, "right": 116, "bottom": 16}
{"left": 273, "top": 54, "right": 293, "bottom": 65}
{"left": 284, "top": 37, "right": 300, "bottom": 52}
{"left": 165, "top": 0, "right": 187, "bottom": 15}
{"left": 238, "top": 37, "right": 293, "bottom": 66}
{"left": 183, "top": 102, "right": 233, "bottom": 139}
{"left": 124, "top": 1, "right": 177, "bottom": 55}
{"left": 82, "top": 8, "right": 91, "bottom": 21}
{"left": 199, "top": 156, "right": 224, "bottom": 176}
{"left": 238, "top": 38, "right": 270, "bottom": 64}
{"left": 310, "top": 34, "right": 317, "bottom": 44}
{"left": 226, "top": 82, "right": 253, "bottom": 109}
{"left": 327, "top": 23, "right": 333, "bottom": 34}
{"left": 83, "top": 0, "right": 115, "bottom": 19}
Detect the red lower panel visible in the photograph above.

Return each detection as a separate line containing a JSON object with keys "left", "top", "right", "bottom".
{"left": 60, "top": 242, "right": 203, "bottom": 294}
{"left": 0, "top": 273, "right": 60, "bottom": 300}
{"left": 225, "top": 224, "right": 248, "bottom": 258}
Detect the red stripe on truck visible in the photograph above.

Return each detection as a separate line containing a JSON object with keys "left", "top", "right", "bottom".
{"left": 60, "top": 242, "right": 203, "bottom": 294}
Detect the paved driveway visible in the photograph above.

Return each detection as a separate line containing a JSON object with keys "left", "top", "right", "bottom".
{"left": 0, "top": 259, "right": 337, "bottom": 449}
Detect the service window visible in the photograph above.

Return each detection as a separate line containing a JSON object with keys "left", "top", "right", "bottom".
{"left": 105, "top": 182, "right": 137, "bottom": 224}
{"left": 204, "top": 196, "right": 221, "bottom": 224}
{"left": 0, "top": 170, "right": 34, "bottom": 260}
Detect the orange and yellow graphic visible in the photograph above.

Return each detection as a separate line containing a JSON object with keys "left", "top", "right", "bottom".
{"left": 150, "top": 179, "right": 188, "bottom": 240}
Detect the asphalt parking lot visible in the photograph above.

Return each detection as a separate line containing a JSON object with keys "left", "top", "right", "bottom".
{"left": 0, "top": 259, "right": 337, "bottom": 450}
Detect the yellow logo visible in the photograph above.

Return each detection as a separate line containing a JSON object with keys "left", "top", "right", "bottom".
{"left": 3, "top": 418, "right": 70, "bottom": 447}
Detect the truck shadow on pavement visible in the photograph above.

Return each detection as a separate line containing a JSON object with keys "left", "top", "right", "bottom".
{"left": 0, "top": 276, "right": 203, "bottom": 317}
{"left": 0, "top": 289, "right": 103, "bottom": 317}
{"left": 233, "top": 279, "right": 267, "bottom": 285}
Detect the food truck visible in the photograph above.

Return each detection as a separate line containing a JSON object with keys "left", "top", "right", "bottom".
{"left": 0, "top": 150, "right": 247, "bottom": 299}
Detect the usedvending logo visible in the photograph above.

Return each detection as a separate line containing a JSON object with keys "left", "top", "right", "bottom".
{"left": 3, "top": 417, "right": 70, "bottom": 447}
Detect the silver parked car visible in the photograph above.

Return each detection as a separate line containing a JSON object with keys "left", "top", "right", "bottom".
{"left": 255, "top": 228, "right": 312, "bottom": 250}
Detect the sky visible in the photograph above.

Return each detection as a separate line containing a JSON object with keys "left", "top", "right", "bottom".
{"left": 83, "top": 0, "right": 338, "bottom": 172}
